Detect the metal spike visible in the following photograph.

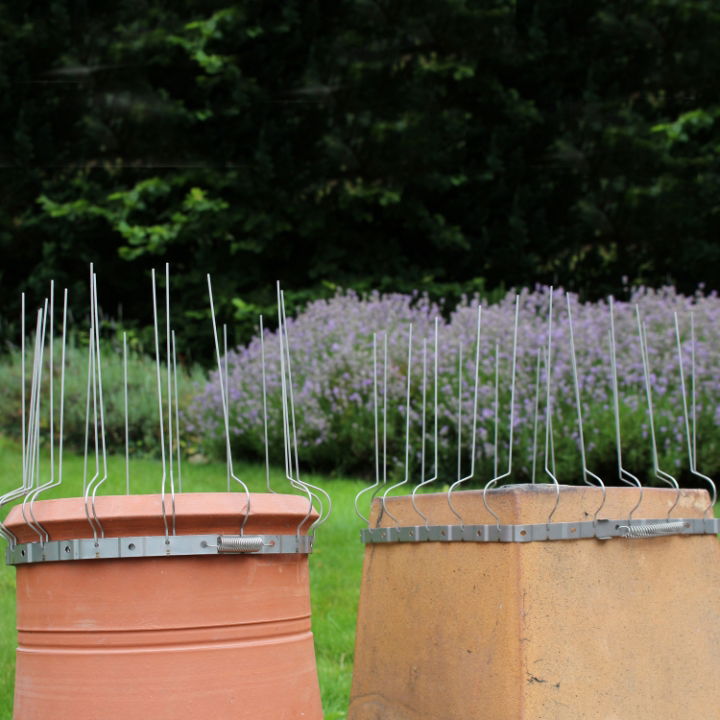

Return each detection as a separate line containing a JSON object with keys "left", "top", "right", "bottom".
{"left": 82, "top": 304, "right": 93, "bottom": 496}
{"left": 172, "top": 330, "right": 182, "bottom": 494}
{"left": 674, "top": 312, "right": 716, "bottom": 516}
{"left": 152, "top": 268, "right": 170, "bottom": 543}
{"left": 207, "top": 275, "right": 251, "bottom": 534}
{"left": 165, "top": 265, "right": 176, "bottom": 530}
{"left": 456, "top": 342, "right": 463, "bottom": 486}
{"left": 567, "top": 293, "right": 606, "bottom": 523}
{"left": 259, "top": 315, "right": 273, "bottom": 494}
{"left": 530, "top": 348, "right": 542, "bottom": 484}
{"left": 26, "top": 287, "right": 69, "bottom": 542}
{"left": 82, "top": 273, "right": 101, "bottom": 542}
{"left": 275, "top": 283, "right": 320, "bottom": 534}
{"left": 542, "top": 289, "right": 561, "bottom": 525}
{"left": 493, "top": 341, "right": 500, "bottom": 480}
{"left": 87, "top": 273, "right": 109, "bottom": 541}
{"left": 381, "top": 324, "right": 413, "bottom": 524}
{"left": 411, "top": 319, "right": 440, "bottom": 526}
{"left": 369, "top": 332, "right": 389, "bottom": 510}
{"left": 355, "top": 333, "right": 381, "bottom": 523}
{"left": 82, "top": 311, "right": 100, "bottom": 539}
{"left": 354, "top": 333, "right": 380, "bottom": 524}
{"left": 22, "top": 301, "right": 49, "bottom": 542}
{"left": 279, "top": 289, "right": 331, "bottom": 532}
{"left": 636, "top": 307, "right": 679, "bottom": 518}
{"left": 123, "top": 332, "right": 130, "bottom": 495}
{"left": 482, "top": 295, "right": 520, "bottom": 529}
{"left": 223, "top": 324, "right": 231, "bottom": 493}
{"left": 24, "top": 283, "right": 54, "bottom": 544}
{"left": 609, "top": 297, "right": 643, "bottom": 523}
{"left": 448, "top": 306, "right": 482, "bottom": 525}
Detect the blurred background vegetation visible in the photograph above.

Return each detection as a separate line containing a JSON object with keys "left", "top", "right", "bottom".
{"left": 1, "top": 0, "right": 720, "bottom": 362}
{"left": 2, "top": 6, "right": 719, "bottom": 711}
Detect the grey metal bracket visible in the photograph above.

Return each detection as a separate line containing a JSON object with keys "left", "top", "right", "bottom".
{"left": 6, "top": 533, "right": 314, "bottom": 566}
{"left": 361, "top": 517, "right": 720, "bottom": 544}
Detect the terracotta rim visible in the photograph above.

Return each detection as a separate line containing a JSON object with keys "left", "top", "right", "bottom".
{"left": 4, "top": 492, "right": 318, "bottom": 543}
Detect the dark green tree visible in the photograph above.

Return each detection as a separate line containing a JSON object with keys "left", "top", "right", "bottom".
{"left": 1, "top": 1, "right": 719, "bottom": 358}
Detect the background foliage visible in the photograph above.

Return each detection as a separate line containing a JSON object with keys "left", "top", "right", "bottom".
{"left": 0, "top": 338, "right": 203, "bottom": 457}
{"left": 2, "top": 1, "right": 720, "bottom": 361}
{"left": 187, "top": 286, "right": 720, "bottom": 486}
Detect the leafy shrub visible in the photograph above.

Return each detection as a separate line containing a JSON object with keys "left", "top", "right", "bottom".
{"left": 186, "top": 286, "right": 720, "bottom": 486}
{"left": 0, "top": 336, "right": 204, "bottom": 458}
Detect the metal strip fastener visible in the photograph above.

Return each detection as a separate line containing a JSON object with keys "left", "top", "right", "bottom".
{"left": 361, "top": 517, "right": 720, "bottom": 544}
{"left": 6, "top": 533, "right": 314, "bottom": 566}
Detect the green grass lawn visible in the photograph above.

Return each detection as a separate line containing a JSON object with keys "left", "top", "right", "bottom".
{"left": 0, "top": 436, "right": 367, "bottom": 720}
{"left": 2, "top": 435, "right": 718, "bottom": 720}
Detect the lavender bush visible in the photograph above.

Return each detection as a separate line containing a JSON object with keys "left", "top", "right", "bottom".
{"left": 0, "top": 340, "right": 204, "bottom": 457}
{"left": 186, "top": 286, "right": 720, "bottom": 486}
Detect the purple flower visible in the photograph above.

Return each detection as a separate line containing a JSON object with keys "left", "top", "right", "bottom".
{"left": 185, "top": 286, "right": 720, "bottom": 484}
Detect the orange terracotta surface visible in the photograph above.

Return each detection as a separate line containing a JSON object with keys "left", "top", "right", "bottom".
{"left": 4, "top": 493, "right": 322, "bottom": 720}
{"left": 348, "top": 485, "right": 720, "bottom": 720}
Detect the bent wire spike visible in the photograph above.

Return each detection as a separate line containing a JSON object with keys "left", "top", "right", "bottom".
{"left": 379, "top": 323, "right": 414, "bottom": 525}
{"left": 207, "top": 274, "right": 251, "bottom": 535}
{"left": 354, "top": 332, "right": 382, "bottom": 524}
{"left": 359, "top": 291, "right": 720, "bottom": 546}
{"left": 447, "top": 306, "right": 482, "bottom": 526}
{"left": 482, "top": 294, "right": 521, "bottom": 529}
{"left": 3, "top": 269, "right": 324, "bottom": 565}
{"left": 411, "top": 320, "right": 440, "bottom": 526}
{"left": 567, "top": 293, "right": 606, "bottom": 525}
{"left": 637, "top": 307, "right": 680, "bottom": 519}
{"left": 273, "top": 285, "right": 333, "bottom": 534}
{"left": 608, "top": 296, "right": 643, "bottom": 524}
{"left": 675, "top": 312, "right": 717, "bottom": 517}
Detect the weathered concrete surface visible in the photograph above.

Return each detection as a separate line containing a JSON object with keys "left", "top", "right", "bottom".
{"left": 348, "top": 486, "right": 720, "bottom": 720}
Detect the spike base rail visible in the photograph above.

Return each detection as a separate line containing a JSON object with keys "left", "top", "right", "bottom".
{"left": 7, "top": 532, "right": 313, "bottom": 565}
{"left": 362, "top": 516, "right": 718, "bottom": 543}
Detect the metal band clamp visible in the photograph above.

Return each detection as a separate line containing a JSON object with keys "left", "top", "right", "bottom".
{"left": 361, "top": 517, "right": 720, "bottom": 544}
{"left": 7, "top": 533, "right": 314, "bottom": 565}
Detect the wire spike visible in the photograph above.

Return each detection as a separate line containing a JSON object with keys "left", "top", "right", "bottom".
{"left": 609, "top": 297, "right": 643, "bottom": 523}
{"left": 280, "top": 289, "right": 331, "bottom": 533}
{"left": 123, "top": 332, "right": 130, "bottom": 495}
{"left": 674, "top": 312, "right": 716, "bottom": 516}
{"left": 355, "top": 333, "right": 381, "bottom": 523}
{"left": 482, "top": 295, "right": 520, "bottom": 530}
{"left": 636, "top": 307, "right": 680, "bottom": 519}
{"left": 275, "top": 283, "right": 322, "bottom": 535}
{"left": 567, "top": 293, "right": 606, "bottom": 523}
{"left": 411, "top": 319, "right": 440, "bottom": 526}
{"left": 382, "top": 324, "right": 414, "bottom": 524}
{"left": 152, "top": 268, "right": 170, "bottom": 542}
{"left": 208, "top": 275, "right": 251, "bottom": 534}
{"left": 448, "top": 306, "right": 482, "bottom": 525}
{"left": 165, "top": 264, "right": 176, "bottom": 532}
{"left": 259, "top": 315, "right": 273, "bottom": 494}
{"left": 530, "top": 348, "right": 542, "bottom": 484}
{"left": 172, "top": 329, "right": 182, "bottom": 495}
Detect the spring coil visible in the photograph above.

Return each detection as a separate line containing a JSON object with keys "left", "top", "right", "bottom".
{"left": 618, "top": 521, "right": 688, "bottom": 538}
{"left": 217, "top": 535, "right": 265, "bottom": 553}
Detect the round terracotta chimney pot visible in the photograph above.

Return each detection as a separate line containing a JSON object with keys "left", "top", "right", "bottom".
{"left": 4, "top": 493, "right": 322, "bottom": 720}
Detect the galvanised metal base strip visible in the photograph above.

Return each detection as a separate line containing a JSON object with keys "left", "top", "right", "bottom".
{"left": 6, "top": 534, "right": 314, "bottom": 565}
{"left": 361, "top": 517, "right": 720, "bottom": 544}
